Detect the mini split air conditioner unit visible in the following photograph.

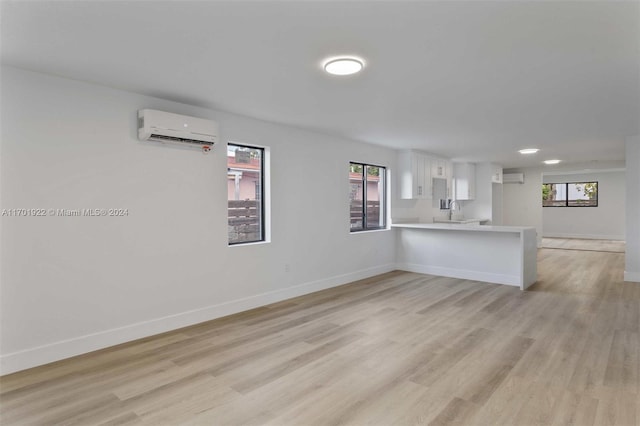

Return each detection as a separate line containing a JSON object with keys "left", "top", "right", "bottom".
{"left": 503, "top": 173, "right": 525, "bottom": 184}
{"left": 138, "top": 109, "right": 218, "bottom": 147}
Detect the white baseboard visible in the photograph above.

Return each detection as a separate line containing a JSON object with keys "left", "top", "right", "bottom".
{"left": 0, "top": 264, "right": 395, "bottom": 376}
{"left": 624, "top": 271, "right": 640, "bottom": 283}
{"left": 396, "top": 263, "right": 519, "bottom": 287}
{"left": 542, "top": 232, "right": 625, "bottom": 241}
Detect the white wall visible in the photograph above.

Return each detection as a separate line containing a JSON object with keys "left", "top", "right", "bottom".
{"left": 502, "top": 168, "right": 543, "bottom": 245}
{"left": 392, "top": 198, "right": 446, "bottom": 224}
{"left": 464, "top": 162, "right": 493, "bottom": 223}
{"left": 0, "top": 67, "right": 398, "bottom": 374}
{"left": 626, "top": 135, "right": 640, "bottom": 282}
{"left": 542, "top": 171, "right": 626, "bottom": 240}
{"left": 492, "top": 183, "right": 503, "bottom": 225}
{"left": 502, "top": 162, "right": 627, "bottom": 246}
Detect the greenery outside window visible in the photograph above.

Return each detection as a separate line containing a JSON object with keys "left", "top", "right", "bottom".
{"left": 350, "top": 162, "right": 387, "bottom": 231}
{"left": 542, "top": 182, "right": 598, "bottom": 207}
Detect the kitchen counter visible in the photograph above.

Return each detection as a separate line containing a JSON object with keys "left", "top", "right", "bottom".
{"left": 393, "top": 222, "right": 531, "bottom": 233}
{"left": 432, "top": 218, "right": 489, "bottom": 225}
{"left": 393, "top": 223, "right": 537, "bottom": 290}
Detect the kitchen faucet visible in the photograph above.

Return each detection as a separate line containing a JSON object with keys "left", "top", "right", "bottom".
{"left": 449, "top": 200, "right": 461, "bottom": 220}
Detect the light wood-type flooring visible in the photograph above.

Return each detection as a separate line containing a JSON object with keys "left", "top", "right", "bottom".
{"left": 542, "top": 237, "right": 626, "bottom": 253}
{"left": 1, "top": 248, "right": 639, "bottom": 425}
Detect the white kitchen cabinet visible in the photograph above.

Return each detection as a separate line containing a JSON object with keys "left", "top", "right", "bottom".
{"left": 431, "top": 158, "right": 447, "bottom": 179}
{"left": 445, "top": 160, "right": 453, "bottom": 198}
{"left": 453, "top": 162, "right": 476, "bottom": 200}
{"left": 399, "top": 151, "right": 432, "bottom": 199}
{"left": 431, "top": 158, "right": 453, "bottom": 198}
{"left": 491, "top": 164, "right": 503, "bottom": 184}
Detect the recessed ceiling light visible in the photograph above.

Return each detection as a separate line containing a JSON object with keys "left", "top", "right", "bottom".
{"left": 518, "top": 148, "right": 539, "bottom": 154}
{"left": 323, "top": 57, "right": 364, "bottom": 76}
{"left": 544, "top": 159, "right": 561, "bottom": 165}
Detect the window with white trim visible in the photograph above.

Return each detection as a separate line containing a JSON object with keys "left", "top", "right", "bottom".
{"left": 349, "top": 162, "right": 387, "bottom": 232}
{"left": 228, "top": 143, "right": 264, "bottom": 244}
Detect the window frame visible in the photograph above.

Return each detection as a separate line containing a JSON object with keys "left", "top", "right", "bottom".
{"left": 349, "top": 162, "right": 387, "bottom": 232}
{"left": 227, "top": 142, "right": 266, "bottom": 245}
{"left": 542, "top": 181, "right": 599, "bottom": 208}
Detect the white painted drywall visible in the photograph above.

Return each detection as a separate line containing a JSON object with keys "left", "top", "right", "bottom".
{"left": 502, "top": 162, "right": 628, "bottom": 247}
{"left": 391, "top": 197, "right": 444, "bottom": 224}
{"left": 626, "top": 135, "right": 640, "bottom": 282}
{"left": 543, "top": 171, "right": 626, "bottom": 240}
{"left": 492, "top": 183, "right": 503, "bottom": 225}
{"left": 0, "top": 67, "right": 398, "bottom": 374}
{"left": 463, "top": 162, "right": 493, "bottom": 223}
{"left": 502, "top": 168, "right": 543, "bottom": 245}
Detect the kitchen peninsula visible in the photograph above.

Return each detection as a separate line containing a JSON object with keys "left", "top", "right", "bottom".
{"left": 393, "top": 223, "right": 537, "bottom": 290}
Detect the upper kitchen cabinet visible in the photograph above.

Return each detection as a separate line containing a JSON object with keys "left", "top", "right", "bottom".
{"left": 431, "top": 157, "right": 453, "bottom": 198}
{"left": 491, "top": 164, "right": 503, "bottom": 184}
{"left": 446, "top": 161, "right": 453, "bottom": 198}
{"left": 454, "top": 162, "right": 476, "bottom": 200}
{"left": 431, "top": 158, "right": 447, "bottom": 179}
{"left": 398, "top": 150, "right": 432, "bottom": 199}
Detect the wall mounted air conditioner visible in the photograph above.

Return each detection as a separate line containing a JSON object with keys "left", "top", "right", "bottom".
{"left": 503, "top": 173, "right": 525, "bottom": 184}
{"left": 138, "top": 109, "right": 218, "bottom": 147}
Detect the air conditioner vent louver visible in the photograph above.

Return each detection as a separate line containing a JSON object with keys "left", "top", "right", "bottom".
{"left": 149, "top": 134, "right": 212, "bottom": 145}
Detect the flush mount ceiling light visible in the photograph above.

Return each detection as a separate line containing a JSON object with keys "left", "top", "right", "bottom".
{"left": 544, "top": 159, "right": 561, "bottom": 165}
{"left": 323, "top": 57, "right": 364, "bottom": 76}
{"left": 518, "top": 148, "right": 540, "bottom": 155}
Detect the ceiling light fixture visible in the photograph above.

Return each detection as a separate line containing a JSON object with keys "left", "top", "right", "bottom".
{"left": 544, "top": 159, "right": 561, "bottom": 165}
{"left": 323, "top": 57, "right": 364, "bottom": 76}
{"left": 518, "top": 148, "right": 539, "bottom": 154}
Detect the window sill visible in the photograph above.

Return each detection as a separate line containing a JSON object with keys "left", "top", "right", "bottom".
{"left": 228, "top": 240, "right": 271, "bottom": 247}
{"left": 350, "top": 228, "right": 392, "bottom": 234}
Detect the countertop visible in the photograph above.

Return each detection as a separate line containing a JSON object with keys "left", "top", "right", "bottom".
{"left": 391, "top": 222, "right": 536, "bottom": 234}
{"left": 433, "top": 218, "right": 488, "bottom": 224}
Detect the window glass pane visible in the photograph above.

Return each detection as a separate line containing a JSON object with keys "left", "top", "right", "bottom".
{"left": 350, "top": 162, "right": 386, "bottom": 232}
{"left": 543, "top": 182, "right": 598, "bottom": 207}
{"left": 349, "top": 163, "right": 364, "bottom": 231}
{"left": 542, "top": 183, "right": 567, "bottom": 206}
{"left": 366, "top": 166, "right": 385, "bottom": 229}
{"left": 228, "top": 144, "right": 263, "bottom": 244}
{"left": 568, "top": 182, "right": 597, "bottom": 206}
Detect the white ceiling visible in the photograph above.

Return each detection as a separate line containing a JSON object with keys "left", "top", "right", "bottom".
{"left": 1, "top": 1, "right": 638, "bottom": 168}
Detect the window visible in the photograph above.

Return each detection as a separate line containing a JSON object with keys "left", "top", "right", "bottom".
{"left": 542, "top": 182, "right": 598, "bottom": 207}
{"left": 228, "top": 143, "right": 264, "bottom": 244}
{"left": 542, "top": 183, "right": 567, "bottom": 207}
{"left": 350, "top": 162, "right": 387, "bottom": 231}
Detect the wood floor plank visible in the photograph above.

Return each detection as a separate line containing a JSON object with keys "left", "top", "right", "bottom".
{"left": 603, "top": 330, "right": 640, "bottom": 394}
{"left": 98, "top": 411, "right": 142, "bottom": 426}
{"left": 548, "top": 391, "right": 599, "bottom": 426}
{"left": 1, "top": 245, "right": 637, "bottom": 425}
{"left": 456, "top": 335, "right": 534, "bottom": 405}
{"left": 128, "top": 375, "right": 239, "bottom": 423}
{"left": 593, "top": 390, "right": 637, "bottom": 426}
{"left": 471, "top": 376, "right": 533, "bottom": 425}
{"left": 428, "top": 397, "right": 480, "bottom": 426}
{"left": 230, "top": 331, "right": 366, "bottom": 394}
{"left": 409, "top": 327, "right": 494, "bottom": 387}
{"left": 512, "top": 381, "right": 562, "bottom": 425}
